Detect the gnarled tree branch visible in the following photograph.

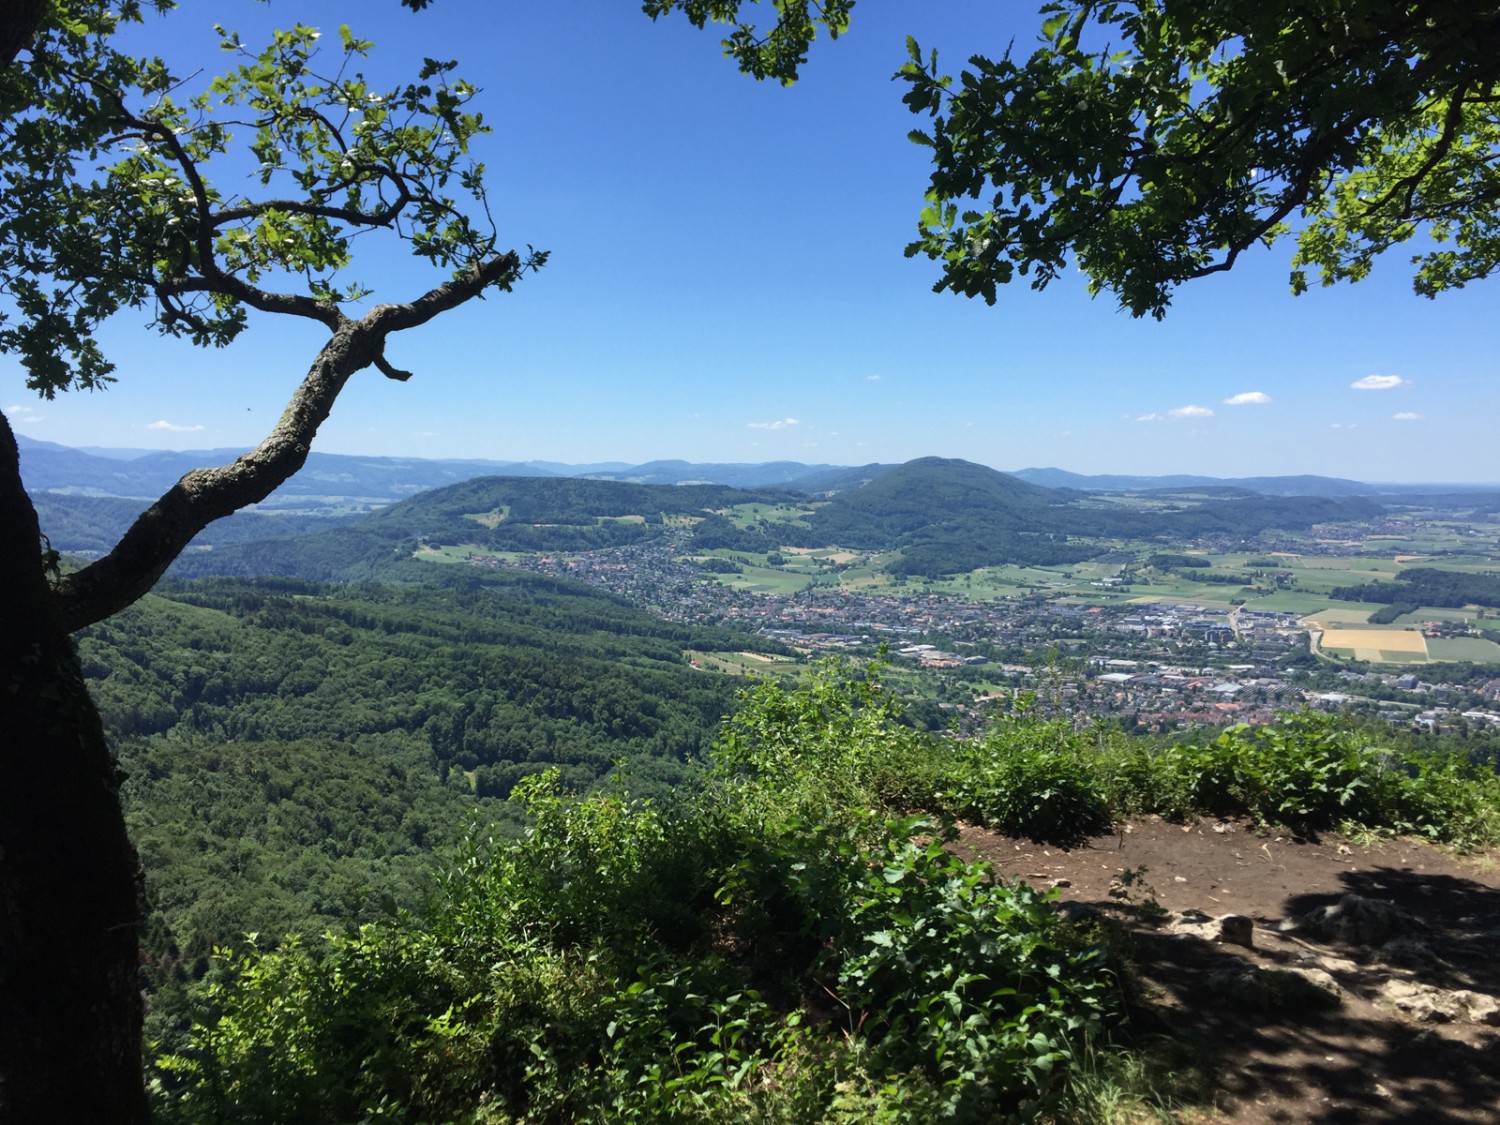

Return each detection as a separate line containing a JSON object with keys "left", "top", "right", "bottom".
{"left": 52, "top": 250, "right": 526, "bottom": 632}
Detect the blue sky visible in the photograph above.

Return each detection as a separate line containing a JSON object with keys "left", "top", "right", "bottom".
{"left": 5, "top": 1, "right": 1497, "bottom": 481}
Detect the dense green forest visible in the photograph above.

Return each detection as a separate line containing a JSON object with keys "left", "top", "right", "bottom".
{"left": 84, "top": 573, "right": 758, "bottom": 775}
{"left": 1368, "top": 602, "right": 1421, "bottom": 624}
{"left": 1146, "top": 553, "right": 1210, "bottom": 569}
{"left": 1332, "top": 567, "right": 1500, "bottom": 609}
{"left": 78, "top": 570, "right": 781, "bottom": 1051}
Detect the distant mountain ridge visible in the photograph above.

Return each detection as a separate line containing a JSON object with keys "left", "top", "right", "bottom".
{"left": 1010, "top": 467, "right": 1498, "bottom": 497}
{"left": 577, "top": 460, "right": 852, "bottom": 489}
{"left": 16, "top": 433, "right": 1495, "bottom": 509}
{"left": 14, "top": 434, "right": 557, "bottom": 506}
{"left": 13, "top": 435, "right": 854, "bottom": 505}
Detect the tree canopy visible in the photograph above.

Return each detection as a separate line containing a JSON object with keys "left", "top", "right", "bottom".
{"left": 1, "top": 1, "right": 546, "bottom": 633}
{"left": 658, "top": 0, "right": 1500, "bottom": 316}
{"left": 897, "top": 0, "right": 1500, "bottom": 316}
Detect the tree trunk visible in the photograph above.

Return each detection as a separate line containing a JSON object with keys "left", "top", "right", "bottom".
{"left": 0, "top": 411, "right": 149, "bottom": 1123}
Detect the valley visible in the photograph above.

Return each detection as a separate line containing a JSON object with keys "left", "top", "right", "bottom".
{"left": 30, "top": 443, "right": 1500, "bottom": 736}
{"left": 382, "top": 461, "right": 1500, "bottom": 736}
{"left": 24, "top": 439, "right": 1500, "bottom": 1119}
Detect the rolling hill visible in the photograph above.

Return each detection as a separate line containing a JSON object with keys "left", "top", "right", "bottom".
{"left": 161, "top": 457, "right": 1388, "bottom": 582}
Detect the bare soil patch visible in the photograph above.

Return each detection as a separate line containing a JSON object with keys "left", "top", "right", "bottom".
{"left": 957, "top": 818, "right": 1500, "bottom": 1123}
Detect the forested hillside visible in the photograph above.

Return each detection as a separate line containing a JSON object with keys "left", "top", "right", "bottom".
{"left": 802, "top": 459, "right": 1383, "bottom": 577}
{"left": 78, "top": 569, "right": 771, "bottom": 1053}
{"left": 157, "top": 459, "right": 1392, "bottom": 584}
{"left": 167, "top": 475, "right": 803, "bottom": 580}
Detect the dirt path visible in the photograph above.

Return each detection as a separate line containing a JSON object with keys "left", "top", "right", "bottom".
{"left": 956, "top": 818, "right": 1500, "bottom": 1123}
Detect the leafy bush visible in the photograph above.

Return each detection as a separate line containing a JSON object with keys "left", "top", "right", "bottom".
{"left": 446, "top": 771, "right": 727, "bottom": 950}
{"left": 943, "top": 717, "right": 1113, "bottom": 845}
{"left": 1104, "top": 712, "right": 1500, "bottom": 847}
{"left": 1382, "top": 748, "right": 1500, "bottom": 851}
{"left": 710, "top": 657, "right": 947, "bottom": 823}
{"left": 834, "top": 817, "right": 1114, "bottom": 1118}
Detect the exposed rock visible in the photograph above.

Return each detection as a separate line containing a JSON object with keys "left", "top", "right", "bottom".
{"left": 1167, "top": 910, "right": 1255, "bottom": 948}
{"left": 1456, "top": 990, "right": 1500, "bottom": 1026}
{"left": 1378, "top": 935, "right": 1437, "bottom": 969}
{"left": 1298, "top": 894, "right": 1415, "bottom": 946}
{"left": 1382, "top": 980, "right": 1457, "bottom": 1023}
{"left": 1380, "top": 980, "right": 1500, "bottom": 1025}
{"left": 1206, "top": 964, "right": 1343, "bottom": 1013}
{"left": 1286, "top": 967, "right": 1345, "bottom": 1006}
{"left": 1315, "top": 954, "right": 1361, "bottom": 975}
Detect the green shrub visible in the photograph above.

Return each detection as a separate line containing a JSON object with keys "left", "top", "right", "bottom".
{"left": 157, "top": 769, "right": 1122, "bottom": 1120}
{"left": 944, "top": 718, "right": 1112, "bottom": 845}
{"left": 834, "top": 816, "right": 1114, "bottom": 1117}
{"left": 1117, "top": 712, "right": 1500, "bottom": 848}
{"left": 709, "top": 657, "right": 947, "bottom": 824}
{"left": 1385, "top": 748, "right": 1500, "bottom": 850}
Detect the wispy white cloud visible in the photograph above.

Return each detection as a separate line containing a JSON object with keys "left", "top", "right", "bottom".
{"left": 1139, "top": 404, "right": 1214, "bottom": 422}
{"left": 1329, "top": 422, "right": 1359, "bottom": 429}
{"left": 1351, "top": 374, "right": 1409, "bottom": 391}
{"left": 865, "top": 374, "right": 881, "bottom": 382}
{"left": 147, "top": 419, "right": 204, "bottom": 433}
{"left": 6, "top": 402, "right": 42, "bottom": 423}
{"left": 1392, "top": 412, "right": 1422, "bottom": 421}
{"left": 747, "top": 417, "right": 799, "bottom": 431}
{"left": 1223, "top": 391, "right": 1270, "bottom": 406}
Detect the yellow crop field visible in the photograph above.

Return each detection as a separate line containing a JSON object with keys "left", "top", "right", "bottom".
{"left": 1319, "top": 628, "right": 1428, "bottom": 662}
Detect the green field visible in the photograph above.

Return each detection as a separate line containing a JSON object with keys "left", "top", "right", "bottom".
{"left": 718, "top": 502, "right": 817, "bottom": 530}
{"left": 1321, "top": 646, "right": 1428, "bottom": 665}
{"left": 717, "top": 564, "right": 816, "bottom": 595}
{"left": 1308, "top": 606, "right": 1393, "bottom": 626}
{"left": 1427, "top": 636, "right": 1500, "bottom": 662}
{"left": 414, "top": 543, "right": 532, "bottom": 565}
{"left": 1410, "top": 553, "right": 1500, "bottom": 573}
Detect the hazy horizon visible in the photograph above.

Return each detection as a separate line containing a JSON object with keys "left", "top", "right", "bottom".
{"left": 16, "top": 430, "right": 1500, "bottom": 488}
